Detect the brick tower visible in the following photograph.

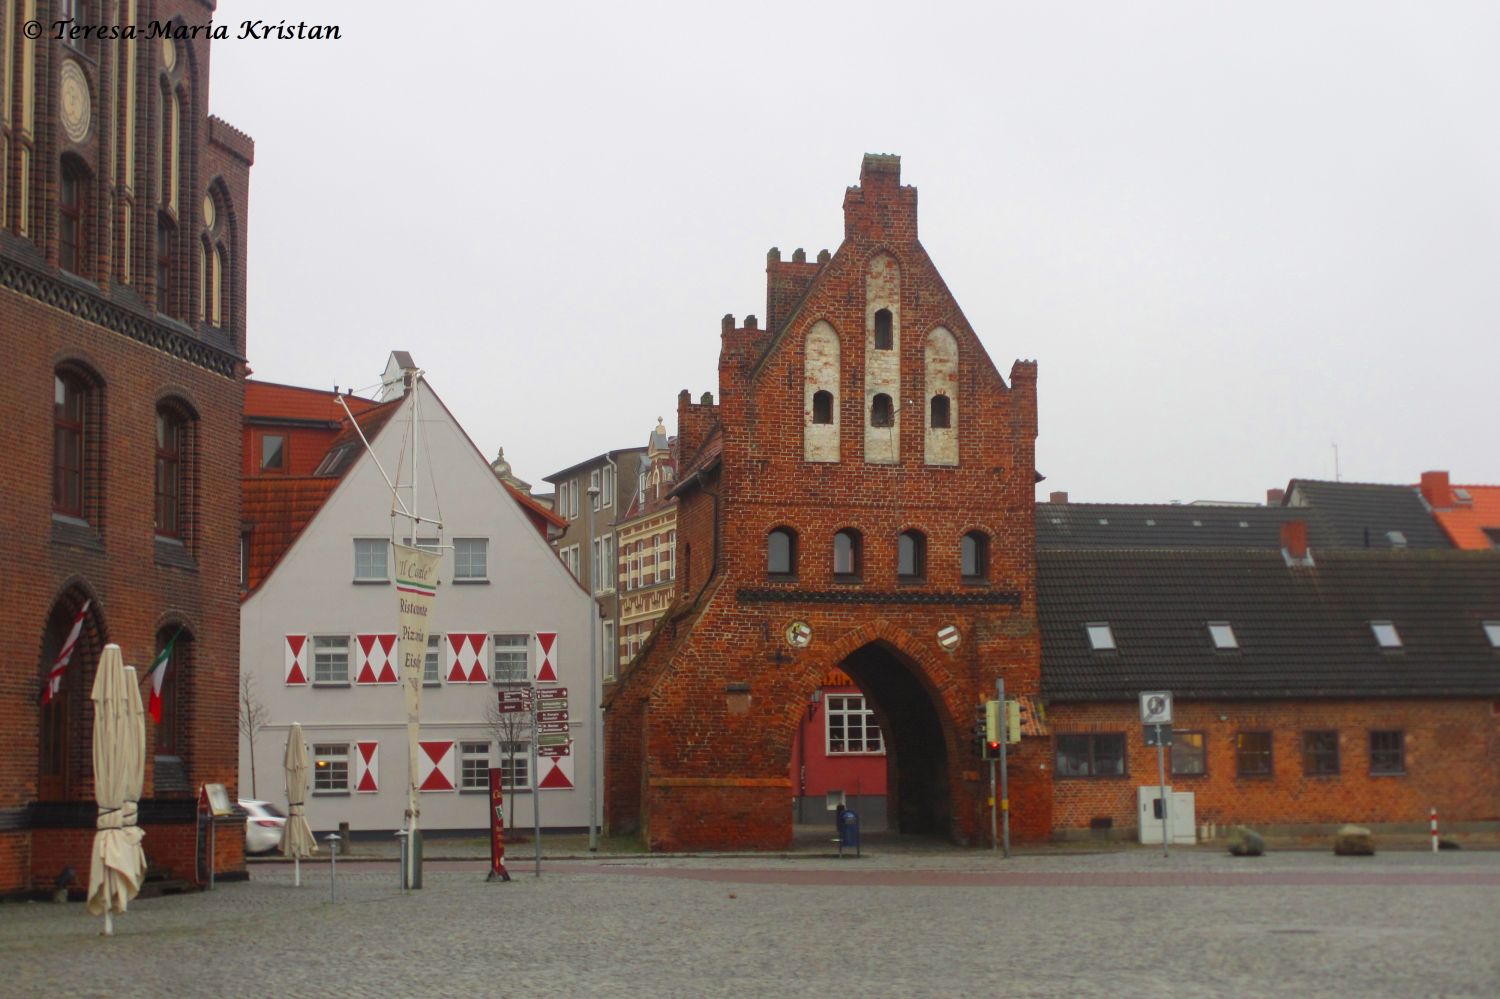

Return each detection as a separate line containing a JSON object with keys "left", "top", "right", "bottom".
{"left": 604, "top": 155, "right": 1047, "bottom": 850}
{"left": 1, "top": 4, "right": 252, "bottom": 894}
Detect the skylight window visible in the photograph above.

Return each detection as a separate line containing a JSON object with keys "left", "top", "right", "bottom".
{"left": 1386, "top": 530, "right": 1407, "bottom": 547}
{"left": 1086, "top": 623, "right": 1116, "bottom": 651}
{"left": 1484, "top": 622, "right": 1500, "bottom": 648}
{"left": 1208, "top": 622, "right": 1239, "bottom": 650}
{"left": 1370, "top": 621, "right": 1402, "bottom": 649}
{"left": 1453, "top": 487, "right": 1472, "bottom": 502}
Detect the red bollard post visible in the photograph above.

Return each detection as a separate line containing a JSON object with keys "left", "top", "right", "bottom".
{"left": 1430, "top": 807, "right": 1438, "bottom": 854}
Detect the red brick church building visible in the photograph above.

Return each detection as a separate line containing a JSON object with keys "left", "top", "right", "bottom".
{"left": 605, "top": 155, "right": 1050, "bottom": 849}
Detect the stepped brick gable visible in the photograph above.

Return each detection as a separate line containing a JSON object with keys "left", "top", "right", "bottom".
{"left": 605, "top": 155, "right": 1048, "bottom": 850}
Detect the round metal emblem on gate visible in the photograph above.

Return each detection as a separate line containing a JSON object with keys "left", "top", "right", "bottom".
{"left": 785, "top": 621, "right": 812, "bottom": 648}
{"left": 936, "top": 625, "right": 961, "bottom": 650}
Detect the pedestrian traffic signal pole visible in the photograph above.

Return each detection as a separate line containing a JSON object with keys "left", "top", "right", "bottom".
{"left": 996, "top": 679, "right": 1011, "bottom": 859}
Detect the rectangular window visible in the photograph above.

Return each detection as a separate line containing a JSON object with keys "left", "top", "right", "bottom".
{"left": 591, "top": 539, "right": 603, "bottom": 594}
{"left": 1370, "top": 730, "right": 1405, "bottom": 774}
{"left": 1235, "top": 731, "right": 1273, "bottom": 777}
{"left": 825, "top": 694, "right": 885, "bottom": 754}
{"left": 602, "top": 465, "right": 613, "bottom": 507}
{"left": 1054, "top": 733, "right": 1126, "bottom": 778}
{"left": 260, "top": 433, "right": 286, "bottom": 473}
{"left": 424, "top": 634, "right": 442, "bottom": 686}
{"left": 602, "top": 620, "right": 616, "bottom": 678}
{"left": 353, "top": 538, "right": 388, "bottom": 581}
{"left": 459, "top": 741, "right": 491, "bottom": 791}
{"left": 312, "top": 635, "right": 350, "bottom": 685}
{"left": 499, "top": 742, "right": 530, "bottom": 790}
{"left": 1170, "top": 731, "right": 1206, "bottom": 776}
{"left": 668, "top": 531, "right": 676, "bottom": 580}
{"left": 590, "top": 469, "right": 601, "bottom": 510}
{"left": 454, "top": 538, "right": 488, "bottom": 580}
{"left": 1302, "top": 730, "right": 1339, "bottom": 775}
{"left": 556, "top": 482, "right": 572, "bottom": 521}
{"left": 602, "top": 535, "right": 616, "bottom": 592}
{"left": 492, "top": 634, "right": 529, "bottom": 684}
{"left": 313, "top": 743, "right": 349, "bottom": 793}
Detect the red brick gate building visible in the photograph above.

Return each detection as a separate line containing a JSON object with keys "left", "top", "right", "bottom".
{"left": 605, "top": 155, "right": 1049, "bottom": 850}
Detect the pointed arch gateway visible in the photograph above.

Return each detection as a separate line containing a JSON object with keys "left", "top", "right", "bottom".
{"left": 785, "top": 620, "right": 965, "bottom": 838}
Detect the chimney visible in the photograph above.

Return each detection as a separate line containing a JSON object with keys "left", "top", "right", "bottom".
{"left": 1420, "top": 470, "right": 1454, "bottom": 509}
{"left": 1049, "top": 491, "right": 1069, "bottom": 504}
{"left": 379, "top": 351, "right": 418, "bottom": 401}
{"left": 1281, "top": 519, "right": 1310, "bottom": 562}
{"left": 1266, "top": 488, "right": 1285, "bottom": 507}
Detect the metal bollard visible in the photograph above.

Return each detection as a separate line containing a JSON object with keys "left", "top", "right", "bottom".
{"left": 395, "top": 829, "right": 410, "bottom": 890}
{"left": 325, "top": 832, "right": 342, "bottom": 902}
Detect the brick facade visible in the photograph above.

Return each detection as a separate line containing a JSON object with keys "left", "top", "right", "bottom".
{"left": 0, "top": 4, "right": 251, "bottom": 895}
{"left": 605, "top": 155, "right": 1049, "bottom": 850}
{"left": 1048, "top": 699, "right": 1500, "bottom": 836}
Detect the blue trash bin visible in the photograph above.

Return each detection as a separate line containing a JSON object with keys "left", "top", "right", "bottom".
{"left": 838, "top": 809, "right": 860, "bottom": 855}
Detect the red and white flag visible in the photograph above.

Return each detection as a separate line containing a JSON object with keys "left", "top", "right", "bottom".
{"left": 146, "top": 630, "right": 182, "bottom": 725}
{"left": 41, "top": 600, "right": 91, "bottom": 705}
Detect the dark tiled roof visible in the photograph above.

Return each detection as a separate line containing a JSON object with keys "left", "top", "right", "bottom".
{"left": 1039, "top": 548, "right": 1500, "bottom": 701}
{"left": 1037, "top": 504, "right": 1310, "bottom": 549}
{"left": 1286, "top": 479, "right": 1452, "bottom": 549}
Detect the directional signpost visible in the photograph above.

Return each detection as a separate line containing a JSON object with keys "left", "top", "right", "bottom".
{"left": 1140, "top": 691, "right": 1173, "bottom": 857}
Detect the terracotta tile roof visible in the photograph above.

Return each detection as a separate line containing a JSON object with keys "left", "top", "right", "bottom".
{"left": 1429, "top": 484, "right": 1500, "bottom": 551}
{"left": 245, "top": 380, "right": 381, "bottom": 422}
{"left": 504, "top": 481, "right": 567, "bottom": 535}
{"left": 242, "top": 477, "right": 339, "bottom": 592}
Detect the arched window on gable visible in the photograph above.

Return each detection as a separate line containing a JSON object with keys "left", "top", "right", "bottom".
{"left": 930, "top": 394, "right": 951, "bottom": 429}
{"left": 870, "top": 393, "right": 894, "bottom": 428}
{"left": 898, "top": 529, "right": 927, "bottom": 581}
{"left": 767, "top": 527, "right": 797, "bottom": 578}
{"left": 812, "top": 390, "right": 834, "bottom": 425}
{"left": 833, "top": 528, "right": 863, "bottom": 580}
{"left": 962, "top": 531, "right": 990, "bottom": 582}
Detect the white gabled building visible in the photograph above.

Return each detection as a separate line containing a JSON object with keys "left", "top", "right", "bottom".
{"left": 240, "top": 360, "right": 594, "bottom": 834}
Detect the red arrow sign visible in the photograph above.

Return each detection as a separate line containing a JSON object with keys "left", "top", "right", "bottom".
{"left": 537, "top": 710, "right": 569, "bottom": 723}
{"left": 537, "top": 744, "right": 571, "bottom": 758}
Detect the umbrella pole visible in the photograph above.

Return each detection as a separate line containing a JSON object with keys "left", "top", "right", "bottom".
{"left": 103, "top": 911, "right": 112, "bottom": 937}
{"left": 294, "top": 855, "right": 300, "bottom": 887}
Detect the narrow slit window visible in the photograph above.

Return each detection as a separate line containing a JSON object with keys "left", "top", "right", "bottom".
{"left": 929, "top": 394, "right": 950, "bottom": 429}
{"left": 873, "top": 308, "right": 893, "bottom": 350}
{"left": 812, "top": 390, "right": 834, "bottom": 425}
{"left": 870, "top": 394, "right": 893, "bottom": 428}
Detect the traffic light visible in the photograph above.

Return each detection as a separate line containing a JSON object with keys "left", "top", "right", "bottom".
{"left": 985, "top": 700, "right": 1001, "bottom": 743}
{"left": 972, "top": 703, "right": 987, "bottom": 758}
{"left": 1006, "top": 699, "right": 1023, "bottom": 745}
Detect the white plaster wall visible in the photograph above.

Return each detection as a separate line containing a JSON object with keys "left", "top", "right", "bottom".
{"left": 864, "top": 254, "right": 900, "bottom": 464}
{"left": 240, "top": 381, "right": 595, "bottom": 833}
{"left": 803, "top": 320, "right": 841, "bottom": 462}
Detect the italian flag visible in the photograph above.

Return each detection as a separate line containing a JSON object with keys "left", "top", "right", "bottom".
{"left": 146, "top": 631, "right": 181, "bottom": 725}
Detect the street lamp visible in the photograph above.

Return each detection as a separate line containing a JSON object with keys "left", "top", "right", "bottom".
{"left": 584, "top": 482, "right": 601, "bottom": 851}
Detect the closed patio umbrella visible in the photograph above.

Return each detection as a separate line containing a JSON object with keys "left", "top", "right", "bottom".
{"left": 86, "top": 645, "right": 146, "bottom": 936}
{"left": 281, "top": 722, "right": 317, "bottom": 885}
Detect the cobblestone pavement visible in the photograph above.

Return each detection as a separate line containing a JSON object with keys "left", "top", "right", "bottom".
{"left": 3, "top": 847, "right": 1497, "bottom": 998}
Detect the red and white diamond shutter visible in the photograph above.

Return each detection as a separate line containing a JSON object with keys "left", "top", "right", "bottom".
{"left": 534, "top": 632, "right": 559, "bottom": 683}
{"left": 446, "top": 633, "right": 490, "bottom": 684}
{"left": 285, "top": 635, "right": 308, "bottom": 685}
{"left": 537, "top": 752, "right": 575, "bottom": 791}
{"left": 354, "top": 742, "right": 379, "bottom": 793}
{"left": 417, "top": 740, "right": 455, "bottom": 791}
{"left": 355, "top": 634, "right": 399, "bottom": 685}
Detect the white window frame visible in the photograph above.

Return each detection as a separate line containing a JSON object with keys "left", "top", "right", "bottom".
{"left": 668, "top": 530, "right": 676, "bottom": 580}
{"left": 423, "top": 634, "right": 442, "bottom": 686}
{"left": 591, "top": 539, "right": 602, "bottom": 594}
{"left": 498, "top": 741, "right": 530, "bottom": 790}
{"left": 825, "top": 694, "right": 885, "bottom": 755}
{"left": 459, "top": 741, "right": 491, "bottom": 791}
{"left": 492, "top": 633, "right": 530, "bottom": 685}
{"left": 602, "top": 535, "right": 616, "bottom": 593}
{"left": 1086, "top": 623, "right": 1116, "bottom": 651}
{"left": 1207, "top": 622, "right": 1238, "bottom": 650}
{"left": 590, "top": 469, "right": 601, "bottom": 510}
{"left": 602, "top": 620, "right": 616, "bottom": 674}
{"left": 313, "top": 742, "right": 350, "bottom": 793}
{"left": 353, "top": 538, "right": 389, "bottom": 582}
{"left": 602, "top": 465, "right": 613, "bottom": 507}
{"left": 454, "top": 537, "right": 488, "bottom": 581}
{"left": 1370, "top": 621, "right": 1402, "bottom": 649}
{"left": 313, "top": 635, "right": 350, "bottom": 685}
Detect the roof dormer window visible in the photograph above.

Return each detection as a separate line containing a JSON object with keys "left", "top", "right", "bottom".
{"left": 1208, "top": 622, "right": 1238, "bottom": 650}
{"left": 1370, "top": 621, "right": 1402, "bottom": 649}
{"left": 1086, "top": 623, "right": 1116, "bottom": 651}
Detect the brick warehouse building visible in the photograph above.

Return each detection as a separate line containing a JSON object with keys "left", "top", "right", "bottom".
{"left": 1, "top": 4, "right": 252, "bottom": 894}
{"left": 605, "top": 155, "right": 1049, "bottom": 850}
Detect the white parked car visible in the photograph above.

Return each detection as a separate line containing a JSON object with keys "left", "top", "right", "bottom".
{"left": 240, "top": 799, "right": 287, "bottom": 855}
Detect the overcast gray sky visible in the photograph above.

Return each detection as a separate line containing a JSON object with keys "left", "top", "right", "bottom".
{"left": 209, "top": 1, "right": 1500, "bottom": 503}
